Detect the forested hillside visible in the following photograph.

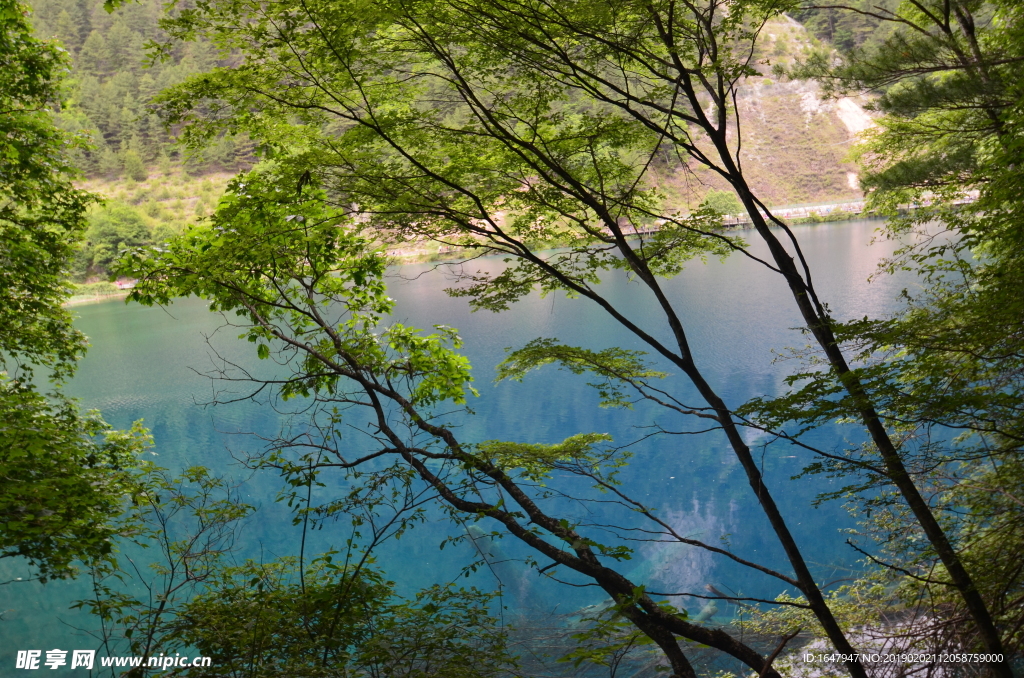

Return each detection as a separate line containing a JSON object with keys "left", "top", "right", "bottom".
{"left": 29, "top": 0, "right": 249, "bottom": 178}
{"left": 28, "top": 0, "right": 868, "bottom": 206}
{"left": 24, "top": 0, "right": 246, "bottom": 281}
{"left": 25, "top": 0, "right": 879, "bottom": 283}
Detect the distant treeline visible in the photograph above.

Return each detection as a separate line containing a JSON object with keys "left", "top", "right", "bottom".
{"left": 27, "top": 0, "right": 896, "bottom": 181}
{"left": 29, "top": 0, "right": 251, "bottom": 177}
{"left": 791, "top": 0, "right": 900, "bottom": 54}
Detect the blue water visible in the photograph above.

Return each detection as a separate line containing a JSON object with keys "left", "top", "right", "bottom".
{"left": 2, "top": 219, "right": 911, "bottom": 660}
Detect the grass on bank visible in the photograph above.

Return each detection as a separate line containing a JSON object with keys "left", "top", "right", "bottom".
{"left": 78, "top": 168, "right": 233, "bottom": 233}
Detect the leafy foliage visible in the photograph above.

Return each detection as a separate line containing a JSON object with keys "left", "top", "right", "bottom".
{"left": 80, "top": 463, "right": 515, "bottom": 678}
{"left": 1, "top": 0, "right": 92, "bottom": 377}
{"left": 498, "top": 339, "right": 668, "bottom": 409}
{"left": 81, "top": 466, "right": 257, "bottom": 662}
{"left": 76, "top": 201, "right": 151, "bottom": 274}
{"left": 700, "top": 189, "right": 743, "bottom": 217}
{"left": 146, "top": 0, "right": 743, "bottom": 316}
{"left": 755, "top": 0, "right": 1024, "bottom": 661}
{"left": 558, "top": 595, "right": 667, "bottom": 673}
{"left": 0, "top": 382, "right": 149, "bottom": 582}
{"left": 169, "top": 559, "right": 514, "bottom": 678}
{"left": 0, "top": 0, "right": 146, "bottom": 582}
{"left": 118, "top": 160, "right": 797, "bottom": 676}
{"left": 124, "top": 163, "right": 479, "bottom": 410}
{"left": 477, "top": 433, "right": 616, "bottom": 483}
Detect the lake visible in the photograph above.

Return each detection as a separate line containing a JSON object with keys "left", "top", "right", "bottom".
{"left": 3, "top": 219, "right": 913, "bottom": 662}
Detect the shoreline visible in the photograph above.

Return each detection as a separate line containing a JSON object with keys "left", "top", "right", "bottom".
{"left": 64, "top": 215, "right": 882, "bottom": 307}
{"left": 385, "top": 212, "right": 885, "bottom": 266}
{"left": 66, "top": 291, "right": 130, "bottom": 307}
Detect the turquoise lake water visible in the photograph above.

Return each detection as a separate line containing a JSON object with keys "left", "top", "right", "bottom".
{"left": 2, "top": 219, "right": 914, "bottom": 661}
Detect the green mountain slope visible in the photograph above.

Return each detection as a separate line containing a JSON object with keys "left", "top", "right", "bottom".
{"left": 26, "top": 0, "right": 873, "bottom": 281}
{"left": 29, "top": 0, "right": 249, "bottom": 178}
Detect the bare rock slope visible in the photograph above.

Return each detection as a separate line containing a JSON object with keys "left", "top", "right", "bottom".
{"left": 660, "top": 18, "right": 875, "bottom": 209}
